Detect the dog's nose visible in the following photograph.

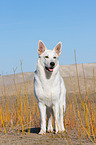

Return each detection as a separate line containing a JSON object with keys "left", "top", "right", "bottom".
{"left": 50, "top": 62, "right": 55, "bottom": 67}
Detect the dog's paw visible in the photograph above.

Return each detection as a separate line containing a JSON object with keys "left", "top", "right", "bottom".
{"left": 47, "top": 126, "right": 54, "bottom": 133}
{"left": 39, "top": 129, "right": 46, "bottom": 135}
{"left": 55, "top": 128, "right": 65, "bottom": 134}
{"left": 55, "top": 131, "right": 59, "bottom": 134}
{"left": 47, "top": 129, "right": 54, "bottom": 133}
{"left": 54, "top": 128, "right": 59, "bottom": 134}
{"left": 60, "top": 127, "right": 65, "bottom": 132}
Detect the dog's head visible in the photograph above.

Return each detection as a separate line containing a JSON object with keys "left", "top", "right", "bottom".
{"left": 38, "top": 40, "right": 62, "bottom": 72}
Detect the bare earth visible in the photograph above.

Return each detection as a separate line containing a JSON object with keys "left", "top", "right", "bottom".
{"left": 0, "top": 63, "right": 96, "bottom": 145}
{"left": 0, "top": 133, "right": 94, "bottom": 145}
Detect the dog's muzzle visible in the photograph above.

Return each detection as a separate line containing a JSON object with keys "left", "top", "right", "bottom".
{"left": 45, "top": 62, "right": 55, "bottom": 72}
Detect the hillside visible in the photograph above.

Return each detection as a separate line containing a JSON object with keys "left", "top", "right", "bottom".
{"left": 0, "top": 63, "right": 96, "bottom": 97}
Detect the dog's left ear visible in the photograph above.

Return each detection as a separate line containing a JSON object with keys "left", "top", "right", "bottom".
{"left": 53, "top": 42, "right": 62, "bottom": 57}
{"left": 38, "top": 40, "right": 47, "bottom": 56}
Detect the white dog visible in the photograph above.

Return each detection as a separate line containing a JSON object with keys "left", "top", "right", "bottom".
{"left": 34, "top": 40, "right": 66, "bottom": 134}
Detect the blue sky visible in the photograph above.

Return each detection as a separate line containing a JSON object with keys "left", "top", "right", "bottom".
{"left": 0, "top": 0, "right": 96, "bottom": 75}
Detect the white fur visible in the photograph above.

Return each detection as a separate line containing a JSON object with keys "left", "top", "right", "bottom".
{"left": 34, "top": 40, "right": 66, "bottom": 134}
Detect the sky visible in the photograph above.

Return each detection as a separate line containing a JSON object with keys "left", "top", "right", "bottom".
{"left": 0, "top": 0, "right": 96, "bottom": 75}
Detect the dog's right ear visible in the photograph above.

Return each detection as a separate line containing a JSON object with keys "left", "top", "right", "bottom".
{"left": 38, "top": 40, "right": 47, "bottom": 56}
{"left": 53, "top": 42, "right": 62, "bottom": 57}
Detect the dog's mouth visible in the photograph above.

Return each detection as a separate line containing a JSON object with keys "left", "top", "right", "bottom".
{"left": 45, "top": 66, "right": 54, "bottom": 72}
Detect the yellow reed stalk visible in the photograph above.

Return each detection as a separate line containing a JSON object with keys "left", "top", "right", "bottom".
{"left": 16, "top": 93, "right": 21, "bottom": 128}
{"left": 74, "top": 58, "right": 84, "bottom": 141}
{"left": 32, "top": 97, "right": 38, "bottom": 126}
{"left": 20, "top": 99, "right": 24, "bottom": 134}
{"left": 14, "top": 84, "right": 21, "bottom": 131}
{"left": 64, "top": 129, "right": 69, "bottom": 145}
{"left": 2, "top": 75, "right": 10, "bottom": 129}
{"left": 89, "top": 69, "right": 94, "bottom": 96}
{"left": 74, "top": 51, "right": 96, "bottom": 143}
{"left": 20, "top": 117, "right": 24, "bottom": 134}
{"left": 74, "top": 51, "right": 86, "bottom": 120}
{"left": 69, "top": 103, "right": 73, "bottom": 130}
{"left": 75, "top": 96, "right": 82, "bottom": 143}
{"left": 82, "top": 64, "right": 88, "bottom": 97}
{"left": 12, "top": 70, "right": 19, "bottom": 128}
{"left": 71, "top": 104, "right": 75, "bottom": 129}
{"left": 28, "top": 111, "right": 32, "bottom": 133}
{"left": 65, "top": 132, "right": 73, "bottom": 145}
{"left": 82, "top": 63, "right": 88, "bottom": 108}
{"left": 74, "top": 51, "right": 85, "bottom": 109}
{"left": 64, "top": 93, "right": 73, "bottom": 145}
{"left": 13, "top": 64, "right": 27, "bottom": 133}
{"left": 20, "top": 61, "right": 30, "bottom": 131}
{"left": 68, "top": 72, "right": 82, "bottom": 141}
{"left": 88, "top": 102, "right": 95, "bottom": 142}
{"left": 68, "top": 68, "right": 86, "bottom": 139}
{"left": 94, "top": 109, "right": 96, "bottom": 138}
{"left": 77, "top": 121, "right": 82, "bottom": 144}
{"left": 79, "top": 118, "right": 95, "bottom": 144}
{"left": 36, "top": 103, "right": 40, "bottom": 126}
{"left": 74, "top": 50, "right": 81, "bottom": 96}
{"left": 20, "top": 61, "right": 30, "bottom": 109}
{"left": 65, "top": 92, "right": 71, "bottom": 133}
{"left": 72, "top": 102, "right": 76, "bottom": 127}
{"left": 17, "top": 88, "right": 23, "bottom": 129}
{"left": 82, "top": 65, "right": 88, "bottom": 126}
{"left": 13, "top": 67, "right": 18, "bottom": 95}
{"left": 75, "top": 95, "right": 95, "bottom": 143}
{"left": 0, "top": 107, "right": 6, "bottom": 134}
{"left": 93, "top": 69, "right": 96, "bottom": 140}
{"left": 34, "top": 102, "right": 39, "bottom": 127}
{"left": 93, "top": 68, "right": 96, "bottom": 95}
{"left": 31, "top": 97, "right": 36, "bottom": 125}
{"left": 2, "top": 92, "right": 6, "bottom": 124}
{"left": 14, "top": 74, "right": 24, "bottom": 133}
{"left": 84, "top": 98, "right": 96, "bottom": 142}
{"left": 87, "top": 68, "right": 96, "bottom": 141}
{"left": 86, "top": 103, "right": 90, "bottom": 136}
{"left": 82, "top": 64, "right": 91, "bottom": 136}
{"left": 74, "top": 50, "right": 92, "bottom": 136}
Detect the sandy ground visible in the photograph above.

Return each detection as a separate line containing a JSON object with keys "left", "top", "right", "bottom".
{"left": 0, "top": 133, "right": 94, "bottom": 145}
{"left": 0, "top": 63, "right": 96, "bottom": 145}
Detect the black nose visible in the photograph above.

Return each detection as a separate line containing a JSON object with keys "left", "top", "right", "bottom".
{"left": 50, "top": 62, "right": 55, "bottom": 67}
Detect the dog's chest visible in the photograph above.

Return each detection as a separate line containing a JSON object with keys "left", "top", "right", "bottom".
{"left": 41, "top": 83, "right": 60, "bottom": 106}
{"left": 42, "top": 81, "right": 58, "bottom": 95}
{"left": 35, "top": 74, "right": 61, "bottom": 106}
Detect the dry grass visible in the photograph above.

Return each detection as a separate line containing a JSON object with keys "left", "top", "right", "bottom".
{"left": 0, "top": 59, "right": 96, "bottom": 144}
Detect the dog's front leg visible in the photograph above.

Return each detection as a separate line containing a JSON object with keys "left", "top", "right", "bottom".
{"left": 47, "top": 107, "right": 53, "bottom": 132}
{"left": 53, "top": 103, "right": 60, "bottom": 133}
{"left": 60, "top": 105, "right": 65, "bottom": 132}
{"left": 38, "top": 102, "right": 46, "bottom": 134}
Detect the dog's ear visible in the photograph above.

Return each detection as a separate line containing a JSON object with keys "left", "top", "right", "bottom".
{"left": 53, "top": 42, "right": 62, "bottom": 57}
{"left": 38, "top": 40, "right": 47, "bottom": 56}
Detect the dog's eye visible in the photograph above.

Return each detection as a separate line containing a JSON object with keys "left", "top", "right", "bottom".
{"left": 45, "top": 56, "right": 49, "bottom": 58}
{"left": 53, "top": 56, "right": 56, "bottom": 59}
